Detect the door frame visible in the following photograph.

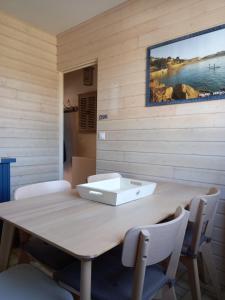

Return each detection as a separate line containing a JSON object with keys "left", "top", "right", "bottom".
{"left": 58, "top": 60, "right": 97, "bottom": 179}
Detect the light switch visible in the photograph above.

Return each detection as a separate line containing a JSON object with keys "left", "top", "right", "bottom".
{"left": 98, "top": 131, "right": 106, "bottom": 140}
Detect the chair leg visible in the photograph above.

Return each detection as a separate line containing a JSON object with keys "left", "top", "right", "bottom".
{"left": 197, "top": 252, "right": 210, "bottom": 284}
{"left": 200, "top": 243, "right": 222, "bottom": 300}
{"left": 182, "top": 256, "right": 201, "bottom": 300}
{"left": 161, "top": 285, "right": 177, "bottom": 300}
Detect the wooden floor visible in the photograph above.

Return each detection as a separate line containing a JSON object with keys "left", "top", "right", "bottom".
{"left": 176, "top": 278, "right": 214, "bottom": 300}
{"left": 176, "top": 266, "right": 224, "bottom": 300}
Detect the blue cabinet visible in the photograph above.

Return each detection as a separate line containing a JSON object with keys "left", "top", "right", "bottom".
{"left": 0, "top": 158, "right": 16, "bottom": 202}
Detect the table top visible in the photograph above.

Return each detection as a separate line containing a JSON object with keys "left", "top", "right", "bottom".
{"left": 0, "top": 182, "right": 208, "bottom": 259}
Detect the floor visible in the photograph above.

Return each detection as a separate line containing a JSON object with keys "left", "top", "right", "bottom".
{"left": 175, "top": 265, "right": 224, "bottom": 300}
{"left": 10, "top": 249, "right": 223, "bottom": 300}
{"left": 176, "top": 274, "right": 214, "bottom": 300}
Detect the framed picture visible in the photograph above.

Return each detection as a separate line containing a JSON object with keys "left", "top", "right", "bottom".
{"left": 146, "top": 24, "right": 225, "bottom": 106}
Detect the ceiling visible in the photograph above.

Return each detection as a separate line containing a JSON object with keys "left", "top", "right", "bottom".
{"left": 0, "top": 0, "right": 127, "bottom": 35}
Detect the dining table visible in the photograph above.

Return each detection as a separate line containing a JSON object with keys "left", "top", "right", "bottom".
{"left": 0, "top": 181, "right": 208, "bottom": 300}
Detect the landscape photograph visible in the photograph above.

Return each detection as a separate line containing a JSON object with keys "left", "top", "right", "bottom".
{"left": 147, "top": 26, "right": 225, "bottom": 105}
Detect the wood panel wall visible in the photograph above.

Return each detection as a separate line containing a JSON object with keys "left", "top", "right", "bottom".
{"left": 58, "top": 0, "right": 225, "bottom": 282}
{"left": 0, "top": 11, "right": 59, "bottom": 195}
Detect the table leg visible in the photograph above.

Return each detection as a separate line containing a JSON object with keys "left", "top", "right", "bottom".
{"left": 0, "top": 221, "right": 15, "bottom": 271}
{"left": 80, "top": 259, "right": 92, "bottom": 300}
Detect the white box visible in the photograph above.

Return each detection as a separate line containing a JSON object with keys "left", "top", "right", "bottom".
{"left": 76, "top": 177, "right": 157, "bottom": 206}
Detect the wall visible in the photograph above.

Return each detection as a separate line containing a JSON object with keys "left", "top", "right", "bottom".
{"left": 0, "top": 11, "right": 59, "bottom": 196}
{"left": 57, "top": 0, "right": 225, "bottom": 282}
{"left": 64, "top": 67, "right": 97, "bottom": 160}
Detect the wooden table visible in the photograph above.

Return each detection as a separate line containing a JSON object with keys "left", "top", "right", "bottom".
{"left": 0, "top": 181, "right": 208, "bottom": 300}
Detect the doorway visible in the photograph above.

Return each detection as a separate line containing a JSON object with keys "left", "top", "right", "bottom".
{"left": 63, "top": 65, "right": 97, "bottom": 187}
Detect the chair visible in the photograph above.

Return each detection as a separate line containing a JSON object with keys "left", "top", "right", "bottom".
{"left": 14, "top": 180, "right": 71, "bottom": 200}
{"left": 54, "top": 207, "right": 189, "bottom": 300}
{"left": 181, "top": 188, "right": 221, "bottom": 300}
{"left": 14, "top": 180, "right": 74, "bottom": 271}
{"left": 0, "top": 264, "right": 73, "bottom": 300}
{"left": 87, "top": 172, "right": 121, "bottom": 183}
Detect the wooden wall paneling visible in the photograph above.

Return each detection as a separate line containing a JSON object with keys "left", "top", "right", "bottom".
{"left": 0, "top": 12, "right": 59, "bottom": 194}
{"left": 58, "top": 0, "right": 225, "bottom": 284}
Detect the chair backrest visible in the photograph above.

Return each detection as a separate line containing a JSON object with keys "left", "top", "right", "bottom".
{"left": 14, "top": 180, "right": 71, "bottom": 200}
{"left": 188, "top": 187, "right": 220, "bottom": 254}
{"left": 87, "top": 173, "right": 121, "bottom": 183}
{"left": 122, "top": 207, "right": 189, "bottom": 300}
{"left": 203, "top": 187, "right": 220, "bottom": 238}
{"left": 122, "top": 206, "right": 188, "bottom": 268}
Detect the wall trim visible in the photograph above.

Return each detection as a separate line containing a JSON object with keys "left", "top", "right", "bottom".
{"left": 62, "top": 59, "right": 97, "bottom": 74}
{"left": 58, "top": 72, "right": 64, "bottom": 179}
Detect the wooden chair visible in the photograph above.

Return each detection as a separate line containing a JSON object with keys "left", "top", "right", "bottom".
{"left": 14, "top": 180, "right": 71, "bottom": 200}
{"left": 181, "top": 187, "right": 221, "bottom": 300}
{"left": 0, "top": 264, "right": 73, "bottom": 300}
{"left": 54, "top": 207, "right": 189, "bottom": 300}
{"left": 87, "top": 172, "right": 121, "bottom": 183}
{"left": 14, "top": 180, "right": 74, "bottom": 272}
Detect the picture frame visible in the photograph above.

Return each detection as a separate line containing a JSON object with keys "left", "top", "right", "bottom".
{"left": 146, "top": 24, "right": 225, "bottom": 106}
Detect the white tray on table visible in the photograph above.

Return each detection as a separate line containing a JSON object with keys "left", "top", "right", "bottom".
{"left": 76, "top": 177, "right": 157, "bottom": 206}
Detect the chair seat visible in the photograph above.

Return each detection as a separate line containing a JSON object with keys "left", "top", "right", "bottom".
{"left": 0, "top": 264, "right": 73, "bottom": 300}
{"left": 24, "top": 238, "right": 74, "bottom": 270}
{"left": 54, "top": 249, "right": 170, "bottom": 300}
{"left": 182, "top": 223, "right": 207, "bottom": 256}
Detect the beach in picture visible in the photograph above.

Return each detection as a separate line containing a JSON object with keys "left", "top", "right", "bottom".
{"left": 148, "top": 27, "right": 225, "bottom": 104}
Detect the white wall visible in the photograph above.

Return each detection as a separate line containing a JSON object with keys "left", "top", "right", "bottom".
{"left": 0, "top": 11, "right": 59, "bottom": 196}
{"left": 57, "top": 0, "right": 225, "bottom": 282}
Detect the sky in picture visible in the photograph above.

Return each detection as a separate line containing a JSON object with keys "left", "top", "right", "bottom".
{"left": 151, "top": 28, "right": 225, "bottom": 59}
